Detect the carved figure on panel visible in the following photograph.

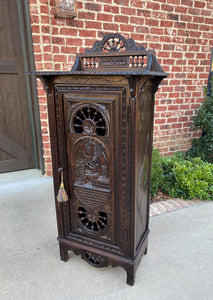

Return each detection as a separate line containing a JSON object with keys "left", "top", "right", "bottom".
{"left": 73, "top": 137, "right": 110, "bottom": 208}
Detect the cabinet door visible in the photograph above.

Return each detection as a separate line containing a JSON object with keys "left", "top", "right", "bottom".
{"left": 54, "top": 81, "right": 130, "bottom": 256}
{"left": 64, "top": 92, "right": 116, "bottom": 243}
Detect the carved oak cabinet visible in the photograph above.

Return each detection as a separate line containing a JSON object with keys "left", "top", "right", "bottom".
{"left": 36, "top": 34, "right": 168, "bottom": 285}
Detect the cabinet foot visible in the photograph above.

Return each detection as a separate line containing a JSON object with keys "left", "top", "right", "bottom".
{"left": 126, "top": 265, "right": 136, "bottom": 286}
{"left": 59, "top": 242, "right": 68, "bottom": 262}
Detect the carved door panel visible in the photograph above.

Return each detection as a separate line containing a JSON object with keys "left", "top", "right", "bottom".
{"left": 58, "top": 85, "right": 129, "bottom": 254}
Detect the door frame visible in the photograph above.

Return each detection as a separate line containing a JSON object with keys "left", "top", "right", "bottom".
{"left": 17, "top": 0, "right": 44, "bottom": 173}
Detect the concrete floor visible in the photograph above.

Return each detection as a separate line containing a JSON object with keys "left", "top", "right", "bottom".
{"left": 0, "top": 170, "right": 213, "bottom": 300}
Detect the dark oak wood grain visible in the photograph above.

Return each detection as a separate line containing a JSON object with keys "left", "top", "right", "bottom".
{"left": 36, "top": 34, "right": 168, "bottom": 285}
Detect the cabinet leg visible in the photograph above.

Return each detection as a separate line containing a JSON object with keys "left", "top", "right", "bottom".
{"left": 126, "top": 265, "right": 136, "bottom": 286}
{"left": 144, "top": 247, "right": 148, "bottom": 255}
{"left": 59, "top": 242, "right": 68, "bottom": 262}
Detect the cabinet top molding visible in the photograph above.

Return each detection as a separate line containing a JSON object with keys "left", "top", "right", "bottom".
{"left": 32, "top": 33, "right": 169, "bottom": 78}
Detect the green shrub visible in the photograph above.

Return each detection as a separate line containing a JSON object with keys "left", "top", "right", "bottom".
{"left": 186, "top": 86, "right": 213, "bottom": 163}
{"left": 150, "top": 148, "right": 163, "bottom": 197}
{"left": 161, "top": 152, "right": 185, "bottom": 196}
{"left": 151, "top": 149, "right": 213, "bottom": 200}
{"left": 172, "top": 157, "right": 213, "bottom": 200}
{"left": 161, "top": 155, "right": 213, "bottom": 200}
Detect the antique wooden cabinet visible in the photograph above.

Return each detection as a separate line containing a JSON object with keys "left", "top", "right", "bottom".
{"left": 36, "top": 34, "right": 168, "bottom": 285}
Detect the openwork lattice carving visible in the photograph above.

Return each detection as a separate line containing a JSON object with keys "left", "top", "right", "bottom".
{"left": 72, "top": 33, "right": 151, "bottom": 70}
{"left": 102, "top": 36, "right": 126, "bottom": 52}
{"left": 71, "top": 105, "right": 107, "bottom": 136}
{"left": 85, "top": 33, "right": 147, "bottom": 53}
{"left": 78, "top": 207, "right": 107, "bottom": 232}
{"left": 84, "top": 251, "right": 107, "bottom": 267}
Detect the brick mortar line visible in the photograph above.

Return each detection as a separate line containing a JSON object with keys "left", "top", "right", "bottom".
{"left": 28, "top": 1, "right": 212, "bottom": 174}
{"left": 30, "top": 6, "right": 213, "bottom": 20}
{"left": 150, "top": 199, "right": 203, "bottom": 217}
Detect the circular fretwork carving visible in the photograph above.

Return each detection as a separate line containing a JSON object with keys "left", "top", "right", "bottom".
{"left": 72, "top": 106, "right": 107, "bottom": 136}
{"left": 102, "top": 36, "right": 126, "bottom": 52}
{"left": 84, "top": 251, "right": 106, "bottom": 267}
{"left": 78, "top": 207, "right": 107, "bottom": 232}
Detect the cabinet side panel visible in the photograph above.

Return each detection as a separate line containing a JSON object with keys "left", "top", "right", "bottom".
{"left": 135, "top": 79, "right": 154, "bottom": 249}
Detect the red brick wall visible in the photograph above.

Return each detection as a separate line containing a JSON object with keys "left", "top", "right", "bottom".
{"left": 29, "top": 0, "right": 213, "bottom": 176}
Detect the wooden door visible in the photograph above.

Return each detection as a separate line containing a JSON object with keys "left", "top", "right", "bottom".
{"left": 51, "top": 78, "right": 129, "bottom": 256}
{"left": 0, "top": 0, "right": 35, "bottom": 172}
